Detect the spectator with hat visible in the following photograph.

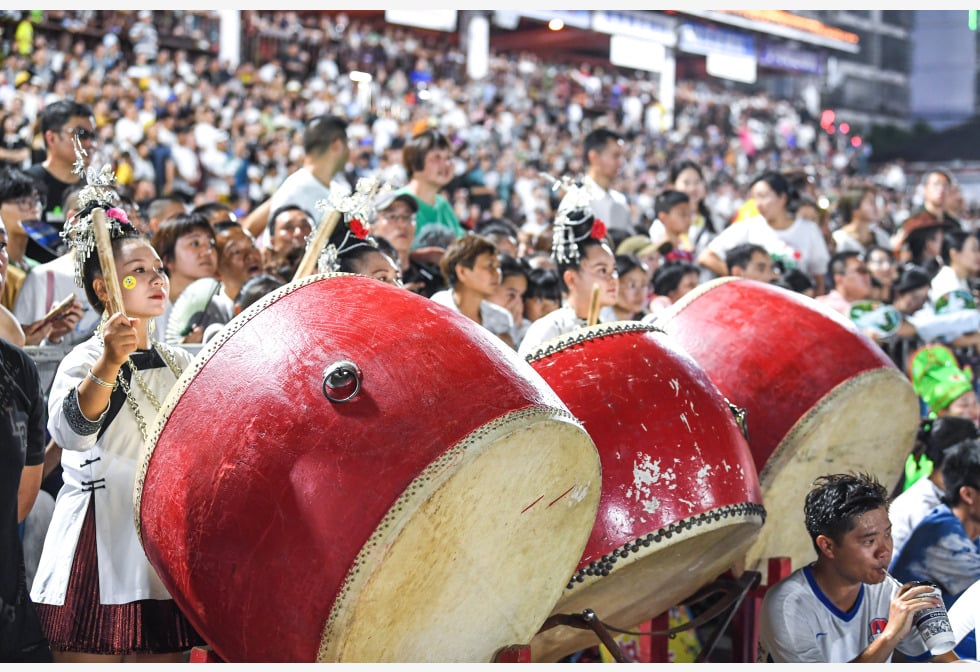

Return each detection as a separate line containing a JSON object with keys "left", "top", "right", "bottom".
{"left": 903, "top": 345, "right": 980, "bottom": 493}
{"left": 370, "top": 190, "right": 444, "bottom": 298}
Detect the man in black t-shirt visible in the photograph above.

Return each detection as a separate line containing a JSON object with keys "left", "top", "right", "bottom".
{"left": 24, "top": 99, "right": 95, "bottom": 262}
{"left": 0, "top": 337, "right": 52, "bottom": 662}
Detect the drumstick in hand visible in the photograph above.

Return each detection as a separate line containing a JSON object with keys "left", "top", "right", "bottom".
{"left": 587, "top": 283, "right": 601, "bottom": 327}
{"left": 92, "top": 207, "right": 125, "bottom": 315}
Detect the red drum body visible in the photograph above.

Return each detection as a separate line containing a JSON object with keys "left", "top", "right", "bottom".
{"left": 524, "top": 323, "right": 765, "bottom": 662}
{"left": 656, "top": 278, "right": 919, "bottom": 574}
{"left": 135, "top": 274, "right": 602, "bottom": 662}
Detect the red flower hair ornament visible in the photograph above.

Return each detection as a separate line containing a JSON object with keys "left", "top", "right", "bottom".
{"left": 349, "top": 218, "right": 368, "bottom": 239}
{"left": 590, "top": 219, "right": 607, "bottom": 240}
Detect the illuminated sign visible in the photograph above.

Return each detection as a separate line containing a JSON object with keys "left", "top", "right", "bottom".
{"left": 716, "top": 10, "right": 859, "bottom": 45}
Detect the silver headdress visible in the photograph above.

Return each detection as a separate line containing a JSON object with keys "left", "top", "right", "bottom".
{"left": 314, "top": 175, "right": 390, "bottom": 273}
{"left": 542, "top": 173, "right": 603, "bottom": 265}
{"left": 59, "top": 134, "right": 132, "bottom": 287}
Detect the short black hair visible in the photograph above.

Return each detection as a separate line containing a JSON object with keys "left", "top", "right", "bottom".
{"left": 653, "top": 189, "right": 690, "bottom": 220}
{"left": 919, "top": 416, "right": 979, "bottom": 467}
{"left": 0, "top": 166, "right": 40, "bottom": 203}
{"left": 268, "top": 204, "right": 316, "bottom": 238}
{"left": 403, "top": 129, "right": 453, "bottom": 178}
{"left": 583, "top": 128, "right": 623, "bottom": 165}
{"left": 39, "top": 98, "right": 93, "bottom": 143}
{"left": 524, "top": 267, "right": 561, "bottom": 303}
{"left": 803, "top": 473, "right": 888, "bottom": 553}
{"left": 303, "top": 114, "right": 348, "bottom": 156}
{"left": 235, "top": 273, "right": 285, "bottom": 312}
{"left": 726, "top": 243, "right": 769, "bottom": 274}
{"left": 652, "top": 261, "right": 698, "bottom": 296}
{"left": 941, "top": 438, "right": 980, "bottom": 507}
{"left": 828, "top": 250, "right": 862, "bottom": 278}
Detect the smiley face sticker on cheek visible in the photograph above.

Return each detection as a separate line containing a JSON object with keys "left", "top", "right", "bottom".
{"left": 122, "top": 275, "right": 137, "bottom": 290}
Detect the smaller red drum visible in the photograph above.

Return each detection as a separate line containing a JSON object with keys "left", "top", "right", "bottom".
{"left": 524, "top": 322, "right": 765, "bottom": 662}
{"left": 656, "top": 278, "right": 919, "bottom": 575}
{"left": 134, "top": 274, "right": 602, "bottom": 662}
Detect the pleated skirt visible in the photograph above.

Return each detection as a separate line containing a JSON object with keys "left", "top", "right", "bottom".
{"left": 33, "top": 495, "right": 204, "bottom": 655}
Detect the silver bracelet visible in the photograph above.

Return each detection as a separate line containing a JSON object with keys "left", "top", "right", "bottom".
{"left": 87, "top": 369, "right": 118, "bottom": 390}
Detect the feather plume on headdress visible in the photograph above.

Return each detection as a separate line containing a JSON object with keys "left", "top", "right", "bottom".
{"left": 541, "top": 173, "right": 607, "bottom": 265}
{"left": 314, "top": 175, "right": 389, "bottom": 273}
{"left": 59, "top": 134, "right": 132, "bottom": 287}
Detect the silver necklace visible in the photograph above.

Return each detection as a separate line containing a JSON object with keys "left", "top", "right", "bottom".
{"left": 116, "top": 340, "right": 183, "bottom": 443}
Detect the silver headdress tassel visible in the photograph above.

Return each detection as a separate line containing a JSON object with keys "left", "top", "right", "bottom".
{"left": 541, "top": 173, "right": 599, "bottom": 265}
{"left": 314, "top": 175, "right": 389, "bottom": 273}
{"left": 59, "top": 133, "right": 133, "bottom": 287}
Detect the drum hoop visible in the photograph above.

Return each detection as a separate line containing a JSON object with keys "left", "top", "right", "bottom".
{"left": 524, "top": 320, "right": 665, "bottom": 363}
{"left": 756, "top": 365, "right": 915, "bottom": 488}
{"left": 133, "top": 272, "right": 349, "bottom": 543}
{"left": 316, "top": 404, "right": 592, "bottom": 661}
{"left": 564, "top": 501, "right": 766, "bottom": 591}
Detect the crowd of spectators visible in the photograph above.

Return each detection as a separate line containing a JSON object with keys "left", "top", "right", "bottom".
{"left": 8, "top": 10, "right": 980, "bottom": 663}
{"left": 0, "top": 9, "right": 972, "bottom": 240}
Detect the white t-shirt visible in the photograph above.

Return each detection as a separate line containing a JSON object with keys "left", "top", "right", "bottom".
{"left": 260, "top": 168, "right": 351, "bottom": 250}
{"left": 890, "top": 477, "right": 944, "bottom": 561}
{"left": 708, "top": 214, "right": 830, "bottom": 282}
{"left": 429, "top": 289, "right": 514, "bottom": 343}
{"left": 929, "top": 265, "right": 970, "bottom": 306}
{"left": 759, "top": 565, "right": 930, "bottom": 662}
{"left": 517, "top": 305, "right": 619, "bottom": 359}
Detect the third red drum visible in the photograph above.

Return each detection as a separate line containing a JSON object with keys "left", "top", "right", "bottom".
{"left": 655, "top": 278, "right": 919, "bottom": 576}
{"left": 524, "top": 321, "right": 765, "bottom": 662}
{"left": 134, "top": 274, "right": 602, "bottom": 662}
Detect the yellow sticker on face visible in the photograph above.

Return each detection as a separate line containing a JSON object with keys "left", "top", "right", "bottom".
{"left": 122, "top": 275, "right": 137, "bottom": 290}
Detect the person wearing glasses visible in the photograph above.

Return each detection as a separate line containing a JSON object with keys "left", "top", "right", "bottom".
{"left": 371, "top": 190, "right": 443, "bottom": 298}
{"left": 814, "top": 250, "right": 874, "bottom": 316}
{"left": 0, "top": 168, "right": 87, "bottom": 349}
{"left": 25, "top": 100, "right": 95, "bottom": 244}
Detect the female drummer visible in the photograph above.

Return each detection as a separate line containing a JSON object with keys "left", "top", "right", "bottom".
{"left": 320, "top": 215, "right": 400, "bottom": 286}
{"left": 518, "top": 181, "right": 619, "bottom": 358}
{"left": 31, "top": 200, "right": 202, "bottom": 662}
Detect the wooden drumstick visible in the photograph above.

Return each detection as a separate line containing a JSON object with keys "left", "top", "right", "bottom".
{"left": 586, "top": 282, "right": 601, "bottom": 327}
{"left": 292, "top": 210, "right": 342, "bottom": 281}
{"left": 92, "top": 207, "right": 125, "bottom": 316}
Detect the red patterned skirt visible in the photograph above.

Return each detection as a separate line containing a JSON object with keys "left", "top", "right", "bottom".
{"left": 33, "top": 495, "right": 204, "bottom": 655}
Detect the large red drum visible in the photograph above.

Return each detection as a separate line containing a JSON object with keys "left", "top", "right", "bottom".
{"left": 134, "top": 274, "right": 602, "bottom": 662}
{"left": 655, "top": 278, "right": 919, "bottom": 575}
{"left": 523, "top": 322, "right": 765, "bottom": 662}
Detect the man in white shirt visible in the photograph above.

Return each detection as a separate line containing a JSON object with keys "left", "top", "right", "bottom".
{"left": 244, "top": 114, "right": 351, "bottom": 250}
{"left": 759, "top": 472, "right": 957, "bottom": 663}
{"left": 582, "top": 128, "right": 632, "bottom": 235}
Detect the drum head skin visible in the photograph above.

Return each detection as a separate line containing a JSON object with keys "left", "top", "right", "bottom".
{"left": 135, "top": 274, "right": 601, "bottom": 662}
{"left": 525, "top": 322, "right": 764, "bottom": 662}
{"left": 657, "top": 278, "right": 919, "bottom": 575}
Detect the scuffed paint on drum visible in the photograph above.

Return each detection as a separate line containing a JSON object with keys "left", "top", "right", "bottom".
{"left": 526, "top": 322, "right": 762, "bottom": 568}
{"left": 136, "top": 275, "right": 599, "bottom": 663}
